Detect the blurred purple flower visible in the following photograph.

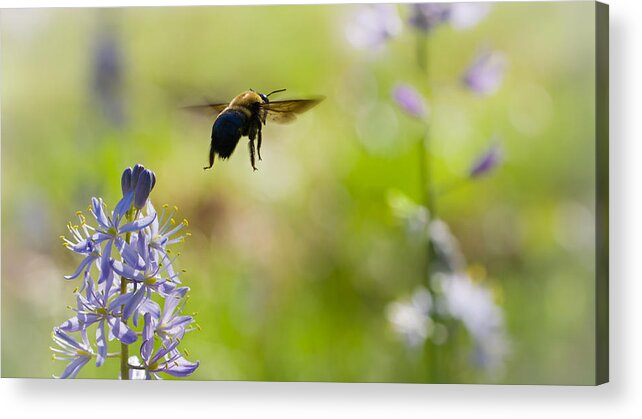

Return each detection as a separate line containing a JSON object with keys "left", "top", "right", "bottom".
{"left": 408, "top": 3, "right": 451, "bottom": 32}
{"left": 92, "top": 29, "right": 126, "bottom": 126}
{"left": 387, "top": 287, "right": 433, "bottom": 347}
{"left": 346, "top": 5, "right": 402, "bottom": 50}
{"left": 450, "top": 3, "right": 492, "bottom": 30}
{"left": 392, "top": 83, "right": 429, "bottom": 119}
{"left": 441, "top": 273, "right": 510, "bottom": 374}
{"left": 409, "top": 3, "right": 491, "bottom": 32}
{"left": 429, "top": 219, "right": 466, "bottom": 273}
{"left": 463, "top": 49, "right": 507, "bottom": 95}
{"left": 469, "top": 143, "right": 503, "bottom": 178}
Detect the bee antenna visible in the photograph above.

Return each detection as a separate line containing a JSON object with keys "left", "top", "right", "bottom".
{"left": 266, "top": 88, "right": 287, "bottom": 97}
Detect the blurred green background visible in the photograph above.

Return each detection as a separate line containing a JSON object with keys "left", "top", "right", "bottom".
{"left": 1, "top": 2, "right": 597, "bottom": 384}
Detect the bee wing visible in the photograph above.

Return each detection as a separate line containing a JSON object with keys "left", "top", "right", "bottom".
{"left": 262, "top": 97, "right": 324, "bottom": 124}
{"left": 181, "top": 102, "right": 229, "bottom": 117}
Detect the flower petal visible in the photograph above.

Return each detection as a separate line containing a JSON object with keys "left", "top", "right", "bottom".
{"left": 121, "top": 167, "right": 133, "bottom": 195}
{"left": 141, "top": 313, "right": 155, "bottom": 362}
{"left": 163, "top": 316, "right": 194, "bottom": 337}
{"left": 392, "top": 83, "right": 429, "bottom": 119}
{"left": 134, "top": 169, "right": 154, "bottom": 210}
{"left": 59, "top": 355, "right": 91, "bottom": 379}
{"left": 108, "top": 292, "right": 132, "bottom": 313}
{"left": 113, "top": 190, "right": 134, "bottom": 225}
{"left": 141, "top": 298, "right": 161, "bottom": 320}
{"left": 107, "top": 316, "right": 138, "bottom": 344}
{"left": 111, "top": 259, "right": 145, "bottom": 282}
{"left": 59, "top": 316, "right": 83, "bottom": 332}
{"left": 463, "top": 49, "right": 507, "bottom": 95}
{"left": 161, "top": 287, "right": 189, "bottom": 324}
{"left": 99, "top": 239, "right": 112, "bottom": 274}
{"left": 150, "top": 330, "right": 183, "bottom": 365}
{"left": 91, "top": 197, "right": 111, "bottom": 230}
{"left": 123, "top": 285, "right": 147, "bottom": 321}
{"left": 157, "top": 351, "right": 199, "bottom": 377}
{"left": 52, "top": 328, "right": 83, "bottom": 351}
{"left": 114, "top": 236, "right": 145, "bottom": 270}
{"left": 469, "top": 143, "right": 503, "bottom": 178}
{"left": 119, "top": 212, "right": 156, "bottom": 234}
{"left": 95, "top": 320, "right": 107, "bottom": 367}
{"left": 64, "top": 254, "right": 98, "bottom": 280}
{"left": 70, "top": 238, "right": 95, "bottom": 254}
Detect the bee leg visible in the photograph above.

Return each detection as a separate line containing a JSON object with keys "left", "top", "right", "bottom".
{"left": 203, "top": 143, "right": 215, "bottom": 170}
{"left": 257, "top": 126, "right": 263, "bottom": 161}
{"left": 248, "top": 138, "right": 258, "bottom": 171}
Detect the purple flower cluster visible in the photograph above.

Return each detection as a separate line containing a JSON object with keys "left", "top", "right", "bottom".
{"left": 52, "top": 164, "right": 198, "bottom": 379}
{"left": 345, "top": 4, "right": 402, "bottom": 50}
{"left": 409, "top": 3, "right": 491, "bottom": 32}
{"left": 350, "top": 3, "right": 510, "bottom": 378}
{"left": 408, "top": 3, "right": 451, "bottom": 33}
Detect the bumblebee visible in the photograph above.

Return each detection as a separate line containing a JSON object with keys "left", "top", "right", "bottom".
{"left": 185, "top": 89, "right": 323, "bottom": 171}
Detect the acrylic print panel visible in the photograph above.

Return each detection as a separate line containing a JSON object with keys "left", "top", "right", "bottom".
{"left": 0, "top": 1, "right": 608, "bottom": 384}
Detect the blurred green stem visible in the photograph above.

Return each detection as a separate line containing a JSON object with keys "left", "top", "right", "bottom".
{"left": 416, "top": 29, "right": 440, "bottom": 383}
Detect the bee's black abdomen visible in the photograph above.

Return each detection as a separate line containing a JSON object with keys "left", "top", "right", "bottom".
{"left": 211, "top": 109, "right": 247, "bottom": 159}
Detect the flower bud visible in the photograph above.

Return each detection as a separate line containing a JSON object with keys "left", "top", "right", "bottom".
{"left": 131, "top": 164, "right": 145, "bottom": 190}
{"left": 392, "top": 83, "right": 429, "bottom": 119}
{"left": 462, "top": 49, "right": 507, "bottom": 96}
{"left": 121, "top": 167, "right": 133, "bottom": 195}
{"left": 469, "top": 143, "right": 502, "bottom": 178}
{"left": 134, "top": 169, "right": 155, "bottom": 209}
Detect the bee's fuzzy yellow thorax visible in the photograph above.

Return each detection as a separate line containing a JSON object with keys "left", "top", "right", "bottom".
{"left": 228, "top": 90, "right": 262, "bottom": 118}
